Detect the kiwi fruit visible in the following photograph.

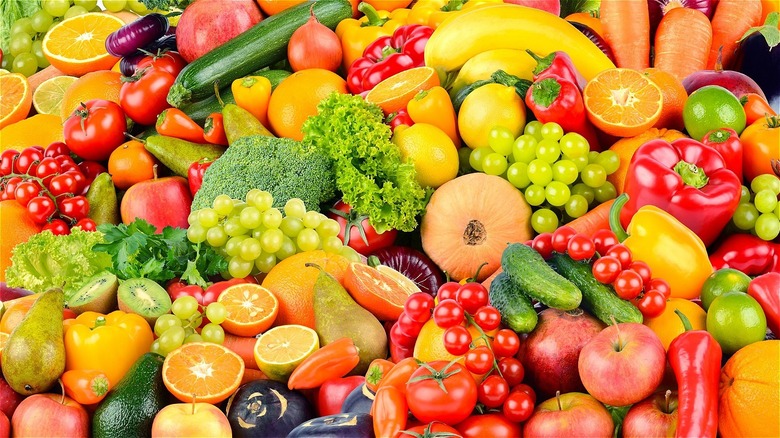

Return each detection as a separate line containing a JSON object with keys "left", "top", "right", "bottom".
{"left": 117, "top": 278, "right": 172, "bottom": 325}
{"left": 66, "top": 271, "right": 119, "bottom": 315}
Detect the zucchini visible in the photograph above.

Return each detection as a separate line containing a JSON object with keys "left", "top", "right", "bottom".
{"left": 179, "top": 86, "right": 235, "bottom": 125}
{"left": 489, "top": 272, "right": 538, "bottom": 333}
{"left": 501, "top": 243, "right": 582, "bottom": 310}
{"left": 255, "top": 69, "right": 292, "bottom": 90}
{"left": 167, "top": 0, "right": 352, "bottom": 107}
{"left": 548, "top": 253, "right": 643, "bottom": 324}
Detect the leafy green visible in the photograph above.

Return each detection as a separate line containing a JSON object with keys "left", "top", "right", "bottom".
{"left": 92, "top": 219, "right": 227, "bottom": 288}
{"left": 559, "top": 0, "right": 600, "bottom": 18}
{"left": 4, "top": 228, "right": 111, "bottom": 296}
{"left": 302, "top": 93, "right": 431, "bottom": 233}
{"left": 140, "top": 0, "right": 193, "bottom": 12}
{"left": 606, "top": 404, "right": 632, "bottom": 438}
{"left": 1, "top": 0, "right": 41, "bottom": 54}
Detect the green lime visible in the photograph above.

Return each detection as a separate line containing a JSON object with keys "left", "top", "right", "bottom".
{"left": 706, "top": 292, "right": 767, "bottom": 356}
{"left": 682, "top": 86, "right": 747, "bottom": 140}
{"left": 700, "top": 268, "right": 752, "bottom": 310}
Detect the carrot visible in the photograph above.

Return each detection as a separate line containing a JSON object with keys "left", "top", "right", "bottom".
{"left": 567, "top": 199, "right": 615, "bottom": 237}
{"left": 653, "top": 8, "right": 712, "bottom": 82}
{"left": 222, "top": 333, "right": 260, "bottom": 370}
{"left": 600, "top": 0, "right": 650, "bottom": 69}
{"left": 707, "top": 0, "right": 763, "bottom": 69}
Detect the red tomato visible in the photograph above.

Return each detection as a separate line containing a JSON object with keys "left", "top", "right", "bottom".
{"left": 455, "top": 282, "right": 488, "bottom": 314}
{"left": 497, "top": 357, "right": 524, "bottom": 387}
{"left": 27, "top": 196, "right": 56, "bottom": 224}
{"left": 503, "top": 390, "right": 534, "bottom": 422}
{"left": 317, "top": 375, "right": 365, "bottom": 417}
{"left": 614, "top": 269, "right": 643, "bottom": 300}
{"left": 406, "top": 361, "right": 477, "bottom": 425}
{"left": 119, "top": 68, "right": 175, "bottom": 125}
{"left": 136, "top": 51, "right": 187, "bottom": 77}
{"left": 42, "top": 218, "right": 70, "bottom": 235}
{"left": 327, "top": 200, "right": 397, "bottom": 255}
{"left": 436, "top": 281, "right": 460, "bottom": 301}
{"left": 432, "top": 299, "right": 465, "bottom": 328}
{"left": 531, "top": 232, "right": 554, "bottom": 259}
{"left": 63, "top": 100, "right": 127, "bottom": 161}
{"left": 605, "top": 244, "right": 633, "bottom": 269}
{"left": 456, "top": 413, "right": 522, "bottom": 438}
{"left": 473, "top": 306, "right": 501, "bottom": 331}
{"left": 465, "top": 346, "right": 493, "bottom": 375}
{"left": 403, "top": 292, "right": 434, "bottom": 323}
{"left": 636, "top": 290, "right": 666, "bottom": 318}
{"left": 567, "top": 234, "right": 595, "bottom": 260}
{"left": 13, "top": 181, "right": 40, "bottom": 207}
{"left": 592, "top": 229, "right": 619, "bottom": 255}
{"left": 478, "top": 374, "right": 510, "bottom": 408}
{"left": 552, "top": 226, "right": 577, "bottom": 253}
{"left": 397, "top": 422, "right": 463, "bottom": 437}
{"left": 493, "top": 329, "right": 520, "bottom": 358}
{"left": 15, "top": 147, "right": 43, "bottom": 174}
{"left": 592, "top": 256, "right": 622, "bottom": 284}
{"left": 57, "top": 196, "right": 89, "bottom": 221}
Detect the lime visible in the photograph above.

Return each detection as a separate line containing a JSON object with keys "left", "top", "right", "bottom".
{"left": 682, "top": 85, "right": 746, "bottom": 140}
{"left": 700, "top": 268, "right": 751, "bottom": 310}
{"left": 706, "top": 292, "right": 767, "bottom": 356}
{"left": 253, "top": 324, "right": 319, "bottom": 382}
{"left": 32, "top": 75, "right": 77, "bottom": 115}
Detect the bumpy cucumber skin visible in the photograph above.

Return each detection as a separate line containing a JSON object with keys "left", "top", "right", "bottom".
{"left": 489, "top": 272, "right": 538, "bottom": 333}
{"left": 501, "top": 243, "right": 582, "bottom": 311}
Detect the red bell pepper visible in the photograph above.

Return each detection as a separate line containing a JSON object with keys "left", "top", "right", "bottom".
{"left": 166, "top": 276, "right": 256, "bottom": 306}
{"left": 747, "top": 272, "right": 780, "bottom": 335}
{"left": 187, "top": 158, "right": 214, "bottom": 197}
{"left": 526, "top": 49, "right": 587, "bottom": 91}
{"left": 524, "top": 77, "right": 600, "bottom": 150}
{"left": 701, "top": 128, "right": 743, "bottom": 182}
{"left": 620, "top": 138, "right": 742, "bottom": 247}
{"left": 386, "top": 108, "right": 414, "bottom": 132}
{"left": 317, "top": 376, "right": 365, "bottom": 417}
{"left": 346, "top": 24, "right": 433, "bottom": 94}
{"left": 709, "top": 233, "right": 780, "bottom": 275}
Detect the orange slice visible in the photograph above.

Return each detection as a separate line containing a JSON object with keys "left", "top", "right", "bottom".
{"left": 0, "top": 73, "right": 32, "bottom": 129}
{"left": 162, "top": 342, "right": 244, "bottom": 404}
{"left": 583, "top": 68, "right": 663, "bottom": 138}
{"left": 365, "top": 66, "right": 440, "bottom": 115}
{"left": 218, "top": 283, "right": 279, "bottom": 337}
{"left": 42, "top": 13, "right": 123, "bottom": 77}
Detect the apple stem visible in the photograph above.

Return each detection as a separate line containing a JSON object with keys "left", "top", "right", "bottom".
{"left": 556, "top": 390, "right": 562, "bottom": 411}
{"left": 191, "top": 393, "right": 197, "bottom": 415}
{"left": 610, "top": 316, "right": 624, "bottom": 351}
{"left": 58, "top": 379, "right": 65, "bottom": 405}
{"left": 665, "top": 390, "right": 671, "bottom": 413}
{"left": 152, "top": 164, "right": 158, "bottom": 180}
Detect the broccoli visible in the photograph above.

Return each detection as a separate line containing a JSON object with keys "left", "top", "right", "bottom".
{"left": 191, "top": 135, "right": 336, "bottom": 212}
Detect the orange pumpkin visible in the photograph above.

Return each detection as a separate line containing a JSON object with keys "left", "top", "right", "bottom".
{"left": 420, "top": 173, "right": 532, "bottom": 282}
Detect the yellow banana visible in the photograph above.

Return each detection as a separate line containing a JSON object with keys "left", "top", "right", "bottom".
{"left": 424, "top": 5, "right": 615, "bottom": 83}
{"left": 448, "top": 49, "right": 537, "bottom": 96}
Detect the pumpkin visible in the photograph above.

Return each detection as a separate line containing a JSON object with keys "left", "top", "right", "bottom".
{"left": 225, "top": 379, "right": 314, "bottom": 437}
{"left": 420, "top": 173, "right": 533, "bottom": 282}
{"left": 287, "top": 413, "right": 374, "bottom": 438}
{"left": 340, "top": 384, "right": 375, "bottom": 414}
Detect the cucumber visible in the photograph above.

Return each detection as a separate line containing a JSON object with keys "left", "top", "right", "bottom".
{"left": 489, "top": 272, "right": 538, "bottom": 333}
{"left": 548, "top": 253, "right": 643, "bottom": 324}
{"left": 255, "top": 69, "right": 292, "bottom": 90}
{"left": 167, "top": 0, "right": 352, "bottom": 107}
{"left": 501, "top": 243, "right": 582, "bottom": 310}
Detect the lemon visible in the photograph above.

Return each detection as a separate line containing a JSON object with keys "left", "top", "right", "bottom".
{"left": 683, "top": 85, "right": 746, "bottom": 140}
{"left": 32, "top": 75, "right": 78, "bottom": 115}
{"left": 392, "top": 123, "right": 459, "bottom": 188}
{"left": 253, "top": 324, "right": 319, "bottom": 382}
{"left": 458, "top": 83, "right": 526, "bottom": 149}
{"left": 707, "top": 292, "right": 767, "bottom": 356}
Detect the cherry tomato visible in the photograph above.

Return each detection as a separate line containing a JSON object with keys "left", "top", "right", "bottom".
{"left": 629, "top": 260, "right": 652, "bottom": 286}
{"left": 436, "top": 281, "right": 461, "bottom": 301}
{"left": 567, "top": 234, "right": 596, "bottom": 261}
{"left": 74, "top": 218, "right": 97, "bottom": 232}
{"left": 497, "top": 357, "right": 524, "bottom": 387}
{"left": 63, "top": 100, "right": 127, "bottom": 161}
{"left": 510, "top": 383, "right": 537, "bottom": 404}
{"left": 398, "top": 423, "right": 462, "bottom": 437}
{"left": 0, "top": 150, "right": 18, "bottom": 176}
{"left": 35, "top": 156, "right": 60, "bottom": 181}
{"left": 493, "top": 329, "right": 520, "bottom": 358}
{"left": 327, "top": 200, "right": 397, "bottom": 255}
{"left": 64, "top": 169, "right": 88, "bottom": 196}
{"left": 3, "top": 176, "right": 22, "bottom": 199}
{"left": 44, "top": 142, "right": 70, "bottom": 158}
{"left": 55, "top": 155, "right": 78, "bottom": 173}
{"left": 531, "top": 232, "right": 554, "bottom": 259}
{"left": 592, "top": 256, "right": 622, "bottom": 284}
{"left": 473, "top": 306, "right": 501, "bottom": 331}
{"left": 614, "top": 269, "right": 643, "bottom": 300}
{"left": 406, "top": 361, "right": 478, "bottom": 424}
{"left": 432, "top": 299, "right": 465, "bottom": 328}
{"left": 502, "top": 390, "right": 534, "bottom": 422}
{"left": 396, "top": 312, "right": 424, "bottom": 338}
{"left": 136, "top": 50, "right": 187, "bottom": 77}
{"left": 390, "top": 340, "right": 413, "bottom": 363}
{"left": 637, "top": 290, "right": 666, "bottom": 318}
{"left": 457, "top": 413, "right": 522, "bottom": 438}
{"left": 27, "top": 196, "right": 56, "bottom": 224}
{"left": 14, "top": 181, "right": 40, "bottom": 207}
{"left": 78, "top": 161, "right": 108, "bottom": 185}
{"left": 389, "top": 321, "right": 416, "bottom": 349}
{"left": 592, "top": 229, "right": 619, "bottom": 255}
{"left": 57, "top": 196, "right": 89, "bottom": 221}
{"left": 48, "top": 173, "right": 78, "bottom": 197}
{"left": 478, "top": 374, "right": 510, "bottom": 408}
{"left": 648, "top": 278, "right": 672, "bottom": 299}
{"left": 552, "top": 226, "right": 577, "bottom": 253}
{"left": 443, "top": 325, "right": 471, "bottom": 356}
{"left": 15, "top": 147, "right": 43, "bottom": 174}
{"left": 403, "top": 292, "right": 434, "bottom": 323}
{"left": 456, "top": 282, "right": 489, "bottom": 314}
{"left": 605, "top": 244, "right": 633, "bottom": 269}
{"left": 464, "top": 345, "right": 494, "bottom": 375}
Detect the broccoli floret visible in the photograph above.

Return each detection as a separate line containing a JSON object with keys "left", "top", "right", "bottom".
{"left": 191, "top": 136, "right": 336, "bottom": 212}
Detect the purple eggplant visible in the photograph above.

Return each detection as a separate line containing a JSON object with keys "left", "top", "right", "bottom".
{"left": 568, "top": 21, "right": 616, "bottom": 64}
{"left": 369, "top": 245, "right": 444, "bottom": 297}
{"left": 105, "top": 13, "right": 169, "bottom": 58}
{"left": 734, "top": 13, "right": 780, "bottom": 112}
{"left": 147, "top": 34, "right": 177, "bottom": 53}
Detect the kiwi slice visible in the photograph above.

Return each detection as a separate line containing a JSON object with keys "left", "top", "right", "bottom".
{"left": 117, "top": 278, "right": 172, "bottom": 325}
{"left": 66, "top": 271, "right": 119, "bottom": 315}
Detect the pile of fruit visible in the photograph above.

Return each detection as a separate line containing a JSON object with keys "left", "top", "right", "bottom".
{"left": 0, "top": 0, "right": 778, "bottom": 436}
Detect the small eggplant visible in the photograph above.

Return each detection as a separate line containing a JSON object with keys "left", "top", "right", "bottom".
{"left": 105, "top": 13, "right": 169, "bottom": 58}
{"left": 734, "top": 12, "right": 780, "bottom": 112}
{"left": 569, "top": 21, "right": 616, "bottom": 64}
{"left": 369, "top": 245, "right": 445, "bottom": 297}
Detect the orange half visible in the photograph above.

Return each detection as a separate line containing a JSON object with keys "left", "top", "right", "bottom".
{"left": 218, "top": 284, "right": 279, "bottom": 337}
{"left": 0, "top": 74, "right": 32, "bottom": 129}
{"left": 584, "top": 68, "right": 663, "bottom": 138}
{"left": 42, "top": 13, "right": 123, "bottom": 76}
{"left": 162, "top": 342, "right": 244, "bottom": 404}
{"left": 365, "top": 66, "right": 440, "bottom": 115}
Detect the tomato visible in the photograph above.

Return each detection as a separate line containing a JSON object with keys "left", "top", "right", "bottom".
{"left": 406, "top": 361, "right": 477, "bottom": 424}
{"left": 48, "top": 174, "right": 78, "bottom": 197}
{"left": 27, "top": 196, "right": 56, "bottom": 224}
{"left": 478, "top": 374, "right": 509, "bottom": 408}
{"left": 57, "top": 196, "right": 89, "bottom": 221}
{"left": 119, "top": 68, "right": 175, "bottom": 126}
{"left": 42, "top": 218, "right": 70, "bottom": 235}
{"left": 372, "top": 386, "right": 408, "bottom": 438}
{"left": 605, "top": 244, "right": 633, "bottom": 269}
{"left": 443, "top": 325, "right": 471, "bottom": 356}
{"left": 63, "top": 169, "right": 88, "bottom": 196}
{"left": 44, "top": 142, "right": 70, "bottom": 158}
{"left": 502, "top": 390, "right": 534, "bottom": 422}
{"left": 492, "top": 329, "right": 520, "bottom": 358}
{"left": 62, "top": 369, "right": 110, "bottom": 405}
{"left": 55, "top": 155, "right": 78, "bottom": 173}
{"left": 78, "top": 161, "right": 108, "bottom": 185}
{"left": 365, "top": 358, "right": 394, "bottom": 392}
{"left": 403, "top": 292, "right": 434, "bottom": 323}
{"left": 107, "top": 140, "right": 159, "bottom": 190}
{"left": 464, "top": 345, "right": 493, "bottom": 375}
{"left": 15, "top": 147, "right": 43, "bottom": 174}
{"left": 531, "top": 232, "right": 554, "bottom": 259}
{"left": 457, "top": 413, "right": 521, "bottom": 438}
{"left": 455, "top": 283, "right": 488, "bottom": 314}
{"left": 35, "top": 157, "right": 60, "bottom": 181}
{"left": 636, "top": 290, "right": 666, "bottom": 318}
{"left": 473, "top": 306, "right": 501, "bottom": 331}
{"left": 397, "top": 312, "right": 424, "bottom": 338}
{"left": 552, "top": 226, "right": 577, "bottom": 253}
{"left": 592, "top": 256, "right": 622, "bottom": 284}
{"left": 0, "top": 149, "right": 18, "bottom": 176}
{"left": 436, "top": 281, "right": 460, "bottom": 301}
{"left": 136, "top": 51, "right": 187, "bottom": 77}
{"left": 510, "top": 383, "right": 536, "bottom": 404}
{"left": 432, "top": 299, "right": 465, "bottom": 328}
{"left": 592, "top": 229, "right": 619, "bottom": 255}
{"left": 74, "top": 218, "right": 97, "bottom": 231}
{"left": 648, "top": 278, "right": 671, "bottom": 299}
{"left": 63, "top": 100, "right": 127, "bottom": 161}
{"left": 327, "top": 200, "right": 397, "bottom": 255}
{"left": 614, "top": 269, "right": 643, "bottom": 300}
{"left": 14, "top": 181, "right": 40, "bottom": 207}
{"left": 567, "top": 234, "right": 595, "bottom": 261}
{"left": 398, "top": 422, "right": 463, "bottom": 437}
{"left": 740, "top": 116, "right": 780, "bottom": 182}
{"left": 390, "top": 321, "right": 417, "bottom": 348}
{"left": 390, "top": 339, "right": 414, "bottom": 363}
{"left": 629, "top": 260, "right": 652, "bottom": 286}
{"left": 497, "top": 357, "right": 524, "bottom": 387}
{"left": 317, "top": 375, "right": 365, "bottom": 417}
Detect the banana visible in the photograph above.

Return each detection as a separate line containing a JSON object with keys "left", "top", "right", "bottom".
{"left": 424, "top": 5, "right": 615, "bottom": 83}
{"left": 448, "top": 49, "right": 537, "bottom": 96}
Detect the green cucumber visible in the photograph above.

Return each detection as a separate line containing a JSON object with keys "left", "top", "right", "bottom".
{"left": 167, "top": 0, "right": 352, "bottom": 107}
{"left": 548, "top": 253, "right": 643, "bottom": 324}
{"left": 488, "top": 272, "right": 538, "bottom": 333}
{"left": 501, "top": 243, "right": 582, "bottom": 310}
{"left": 255, "top": 69, "right": 292, "bottom": 90}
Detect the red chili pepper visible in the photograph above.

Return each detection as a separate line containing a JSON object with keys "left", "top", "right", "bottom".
{"left": 526, "top": 49, "right": 587, "bottom": 91}
{"left": 346, "top": 24, "right": 433, "bottom": 94}
{"left": 709, "top": 233, "right": 780, "bottom": 275}
{"left": 287, "top": 337, "right": 360, "bottom": 390}
{"left": 701, "top": 128, "right": 743, "bottom": 182}
{"left": 203, "top": 113, "right": 228, "bottom": 146}
{"left": 747, "top": 272, "right": 780, "bottom": 335}
{"left": 156, "top": 108, "right": 205, "bottom": 143}
{"left": 386, "top": 108, "right": 414, "bottom": 132}
{"left": 668, "top": 310, "right": 721, "bottom": 438}
{"left": 524, "top": 77, "right": 601, "bottom": 150}
{"left": 187, "top": 158, "right": 214, "bottom": 197}
{"left": 620, "top": 138, "right": 742, "bottom": 247}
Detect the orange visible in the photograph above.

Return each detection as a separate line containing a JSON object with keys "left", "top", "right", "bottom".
{"left": 0, "top": 73, "right": 32, "bottom": 130}
{"left": 0, "top": 295, "right": 37, "bottom": 334}
{"left": 583, "top": 68, "right": 663, "bottom": 138}
{"left": 42, "top": 13, "right": 123, "bottom": 77}
{"left": 261, "top": 250, "right": 350, "bottom": 328}
{"left": 60, "top": 70, "right": 123, "bottom": 121}
{"left": 0, "top": 201, "right": 42, "bottom": 283}
{"left": 343, "top": 263, "right": 416, "bottom": 321}
{"left": 607, "top": 128, "right": 687, "bottom": 194}
{"left": 643, "top": 298, "right": 706, "bottom": 351}
{"left": 643, "top": 68, "right": 687, "bottom": 131}
{"left": 217, "top": 283, "right": 279, "bottom": 337}
{"left": 365, "top": 67, "right": 440, "bottom": 115}
{"left": 108, "top": 140, "right": 159, "bottom": 190}
{"left": 256, "top": 0, "right": 307, "bottom": 15}
{"left": 267, "top": 69, "right": 347, "bottom": 141}
{"left": 0, "top": 114, "right": 65, "bottom": 152}
{"left": 162, "top": 342, "right": 244, "bottom": 404}
{"left": 719, "top": 340, "right": 779, "bottom": 437}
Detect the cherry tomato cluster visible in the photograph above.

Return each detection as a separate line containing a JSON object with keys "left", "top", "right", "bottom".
{"left": 0, "top": 143, "right": 104, "bottom": 234}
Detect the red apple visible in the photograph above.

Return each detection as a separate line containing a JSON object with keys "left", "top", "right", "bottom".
{"left": 120, "top": 176, "right": 192, "bottom": 231}
{"left": 151, "top": 402, "right": 232, "bottom": 437}
{"left": 523, "top": 392, "right": 613, "bottom": 438}
{"left": 517, "top": 308, "right": 606, "bottom": 399}
{"left": 503, "top": 0, "right": 561, "bottom": 16}
{"left": 0, "top": 377, "right": 24, "bottom": 419}
{"left": 176, "top": 0, "right": 263, "bottom": 63}
{"left": 11, "top": 392, "right": 89, "bottom": 437}
{"left": 0, "top": 411, "right": 9, "bottom": 438}
{"left": 683, "top": 69, "right": 767, "bottom": 101}
{"left": 578, "top": 323, "right": 666, "bottom": 407}
{"left": 623, "top": 390, "right": 678, "bottom": 438}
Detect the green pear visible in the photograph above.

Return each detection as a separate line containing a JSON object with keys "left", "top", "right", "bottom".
{"left": 86, "top": 173, "right": 120, "bottom": 225}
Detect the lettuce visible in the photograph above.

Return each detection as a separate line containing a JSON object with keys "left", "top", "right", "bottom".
{"left": 1, "top": 0, "right": 40, "bottom": 54}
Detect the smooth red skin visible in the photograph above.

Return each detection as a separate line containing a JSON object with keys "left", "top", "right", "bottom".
{"left": 11, "top": 394, "right": 89, "bottom": 438}
{"left": 523, "top": 392, "right": 613, "bottom": 438}
{"left": 175, "top": 0, "right": 263, "bottom": 63}
{"left": 328, "top": 200, "right": 397, "bottom": 255}
{"left": 0, "top": 378, "right": 24, "bottom": 420}
{"left": 578, "top": 323, "right": 667, "bottom": 407}
{"left": 457, "top": 413, "right": 521, "bottom": 438}
{"left": 63, "top": 100, "right": 127, "bottom": 162}
{"left": 682, "top": 70, "right": 767, "bottom": 100}
{"left": 119, "top": 69, "right": 175, "bottom": 126}
{"left": 503, "top": 0, "right": 560, "bottom": 15}
{"left": 709, "top": 233, "right": 780, "bottom": 275}
{"left": 622, "top": 391, "right": 679, "bottom": 438}
{"left": 120, "top": 176, "right": 192, "bottom": 232}
{"left": 748, "top": 272, "right": 780, "bottom": 335}
{"left": 517, "top": 308, "right": 605, "bottom": 400}
{"left": 406, "top": 361, "right": 477, "bottom": 425}
{"left": 0, "top": 411, "right": 8, "bottom": 437}
{"left": 316, "top": 376, "right": 365, "bottom": 417}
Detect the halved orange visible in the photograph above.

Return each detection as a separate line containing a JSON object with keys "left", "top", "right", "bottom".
{"left": 0, "top": 73, "right": 32, "bottom": 129}
{"left": 343, "top": 262, "right": 417, "bottom": 321}
{"left": 583, "top": 68, "right": 663, "bottom": 138}
{"left": 218, "top": 284, "right": 279, "bottom": 337}
{"left": 162, "top": 342, "right": 244, "bottom": 404}
{"left": 365, "top": 66, "right": 440, "bottom": 115}
{"left": 253, "top": 324, "right": 320, "bottom": 382}
{"left": 42, "top": 13, "right": 124, "bottom": 77}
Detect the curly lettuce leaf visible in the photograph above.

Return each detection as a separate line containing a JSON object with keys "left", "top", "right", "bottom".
{"left": 1, "top": 0, "right": 40, "bottom": 54}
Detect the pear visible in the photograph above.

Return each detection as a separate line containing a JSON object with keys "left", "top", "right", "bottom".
{"left": 222, "top": 103, "right": 274, "bottom": 144}
{"left": 85, "top": 173, "right": 120, "bottom": 225}
{"left": 144, "top": 135, "right": 224, "bottom": 177}
{"left": 1, "top": 288, "right": 66, "bottom": 395}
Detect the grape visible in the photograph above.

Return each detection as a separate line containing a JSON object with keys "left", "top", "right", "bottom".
{"left": 201, "top": 323, "right": 225, "bottom": 344}
{"left": 545, "top": 181, "right": 571, "bottom": 207}
{"left": 587, "top": 150, "right": 599, "bottom": 163}
{"left": 569, "top": 154, "right": 589, "bottom": 172}
{"left": 127, "top": 0, "right": 149, "bottom": 13}
{"left": 469, "top": 147, "right": 492, "bottom": 172}
{"left": 739, "top": 185, "right": 751, "bottom": 204}
{"left": 64, "top": 5, "right": 89, "bottom": 18}
{"left": 197, "top": 208, "right": 220, "bottom": 228}
{"left": 571, "top": 183, "right": 595, "bottom": 204}
{"left": 154, "top": 314, "right": 182, "bottom": 337}
{"left": 236, "top": 206, "right": 261, "bottom": 229}
{"left": 302, "top": 210, "right": 323, "bottom": 229}
{"left": 187, "top": 224, "right": 207, "bottom": 243}
{"left": 13, "top": 52, "right": 39, "bottom": 76}
{"left": 224, "top": 218, "right": 248, "bottom": 237}
{"left": 559, "top": 132, "right": 589, "bottom": 158}
{"left": 733, "top": 203, "right": 760, "bottom": 230}
{"left": 595, "top": 150, "right": 620, "bottom": 175}
{"left": 512, "top": 135, "right": 537, "bottom": 164}
{"left": 340, "top": 246, "right": 362, "bottom": 263}
{"left": 755, "top": 213, "right": 780, "bottom": 240}
{"left": 206, "top": 226, "right": 228, "bottom": 247}
{"left": 73, "top": 0, "right": 97, "bottom": 9}
{"left": 488, "top": 126, "right": 515, "bottom": 156}
{"left": 283, "top": 198, "right": 307, "bottom": 218}
{"left": 102, "top": 0, "right": 127, "bottom": 11}
{"left": 276, "top": 237, "right": 297, "bottom": 260}
{"left": 172, "top": 296, "right": 200, "bottom": 320}
{"left": 531, "top": 209, "right": 559, "bottom": 234}
{"left": 507, "top": 162, "right": 531, "bottom": 189}
{"left": 776, "top": 201, "right": 780, "bottom": 218}
{"left": 150, "top": 340, "right": 163, "bottom": 355}
{"left": 524, "top": 184, "right": 546, "bottom": 206}
{"left": 228, "top": 256, "right": 254, "bottom": 278}
{"left": 535, "top": 139, "right": 561, "bottom": 164}
{"left": 239, "top": 237, "right": 263, "bottom": 261}
{"left": 594, "top": 182, "right": 617, "bottom": 203}
{"left": 254, "top": 252, "right": 277, "bottom": 273}
{"left": 187, "top": 211, "right": 200, "bottom": 226}
{"left": 280, "top": 216, "right": 304, "bottom": 237}
{"left": 527, "top": 159, "right": 553, "bottom": 186}
{"left": 10, "top": 18, "right": 34, "bottom": 36}
{"left": 31, "top": 10, "right": 54, "bottom": 33}
{"left": 322, "top": 235, "right": 343, "bottom": 253}
{"left": 565, "top": 194, "right": 589, "bottom": 218}
{"left": 751, "top": 174, "right": 780, "bottom": 195}
{"left": 523, "top": 121, "right": 544, "bottom": 140}
{"left": 552, "top": 160, "right": 578, "bottom": 185}
{"left": 43, "top": 0, "right": 71, "bottom": 16}
{"left": 159, "top": 326, "right": 186, "bottom": 353}
{"left": 205, "top": 303, "right": 228, "bottom": 325}
{"left": 754, "top": 189, "right": 778, "bottom": 214}
{"left": 31, "top": 41, "right": 49, "bottom": 69}
{"left": 581, "top": 164, "right": 607, "bottom": 188}
{"left": 482, "top": 152, "right": 508, "bottom": 176}
{"left": 297, "top": 228, "right": 320, "bottom": 252}
{"left": 212, "top": 194, "right": 234, "bottom": 216}
{"left": 262, "top": 208, "right": 283, "bottom": 229}
{"left": 260, "top": 228, "right": 284, "bottom": 253}
{"left": 225, "top": 235, "right": 248, "bottom": 257}
{"left": 1, "top": 54, "right": 13, "bottom": 70}
{"left": 316, "top": 218, "right": 341, "bottom": 238}
{"left": 184, "top": 333, "right": 203, "bottom": 344}
{"left": 9, "top": 33, "right": 32, "bottom": 57}
{"left": 540, "top": 122, "right": 564, "bottom": 141}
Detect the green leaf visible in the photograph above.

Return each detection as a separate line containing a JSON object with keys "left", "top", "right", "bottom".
{"left": 560, "top": 0, "right": 600, "bottom": 18}
{"left": 606, "top": 404, "right": 631, "bottom": 438}
{"left": 739, "top": 12, "right": 780, "bottom": 48}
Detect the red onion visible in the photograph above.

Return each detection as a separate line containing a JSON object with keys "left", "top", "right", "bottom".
{"left": 105, "top": 13, "right": 169, "bottom": 58}
{"left": 369, "top": 246, "right": 445, "bottom": 297}
{"left": 648, "top": 0, "right": 715, "bottom": 34}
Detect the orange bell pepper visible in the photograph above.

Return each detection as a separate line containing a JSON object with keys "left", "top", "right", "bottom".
{"left": 287, "top": 337, "right": 360, "bottom": 390}
{"left": 406, "top": 86, "right": 460, "bottom": 147}
{"left": 231, "top": 76, "right": 272, "bottom": 128}
{"left": 740, "top": 115, "right": 780, "bottom": 182}
{"left": 336, "top": 3, "right": 409, "bottom": 69}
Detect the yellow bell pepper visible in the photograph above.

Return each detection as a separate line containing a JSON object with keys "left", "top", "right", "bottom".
{"left": 406, "top": 86, "right": 460, "bottom": 147}
{"left": 231, "top": 76, "right": 272, "bottom": 128}
{"left": 64, "top": 311, "right": 154, "bottom": 387}
{"left": 610, "top": 194, "right": 714, "bottom": 300}
{"left": 336, "top": 3, "right": 409, "bottom": 69}
{"left": 407, "top": 0, "right": 501, "bottom": 28}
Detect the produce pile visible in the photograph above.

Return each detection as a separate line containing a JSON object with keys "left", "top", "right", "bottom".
{"left": 0, "top": 0, "right": 779, "bottom": 436}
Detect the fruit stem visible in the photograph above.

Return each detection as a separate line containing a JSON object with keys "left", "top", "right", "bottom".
{"left": 674, "top": 160, "right": 709, "bottom": 189}
{"left": 58, "top": 379, "right": 65, "bottom": 405}
{"left": 556, "top": 390, "right": 562, "bottom": 410}
{"left": 611, "top": 315, "right": 624, "bottom": 351}
{"left": 191, "top": 393, "right": 197, "bottom": 415}
{"left": 664, "top": 389, "right": 671, "bottom": 413}
{"left": 609, "top": 194, "right": 630, "bottom": 242}
{"left": 674, "top": 309, "right": 693, "bottom": 332}
{"left": 214, "top": 82, "right": 224, "bottom": 108}
{"left": 92, "top": 316, "right": 107, "bottom": 329}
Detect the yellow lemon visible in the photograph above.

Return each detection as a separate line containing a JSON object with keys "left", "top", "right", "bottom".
{"left": 458, "top": 83, "right": 526, "bottom": 149}
{"left": 392, "top": 123, "right": 459, "bottom": 188}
